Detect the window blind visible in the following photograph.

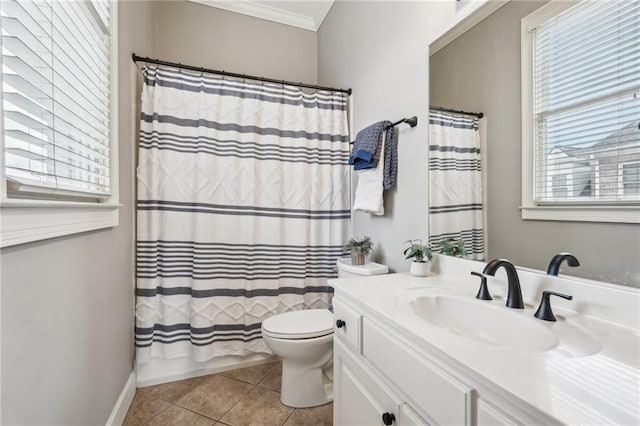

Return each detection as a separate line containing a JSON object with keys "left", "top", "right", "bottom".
{"left": 1, "top": 0, "right": 111, "bottom": 198}
{"left": 531, "top": 0, "right": 640, "bottom": 204}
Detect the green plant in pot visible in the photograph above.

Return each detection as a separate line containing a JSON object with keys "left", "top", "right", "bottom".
{"left": 403, "top": 239, "right": 433, "bottom": 277}
{"left": 440, "top": 239, "right": 468, "bottom": 257}
{"left": 344, "top": 236, "right": 373, "bottom": 266}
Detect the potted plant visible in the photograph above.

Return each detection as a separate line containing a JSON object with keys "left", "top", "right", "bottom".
{"left": 403, "top": 239, "right": 433, "bottom": 276}
{"left": 440, "top": 239, "right": 468, "bottom": 257}
{"left": 344, "top": 236, "right": 373, "bottom": 266}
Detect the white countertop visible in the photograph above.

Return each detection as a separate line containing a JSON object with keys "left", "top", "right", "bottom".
{"left": 330, "top": 256, "right": 640, "bottom": 425}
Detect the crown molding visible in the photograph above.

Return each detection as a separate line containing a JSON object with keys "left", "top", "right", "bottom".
{"left": 188, "top": 0, "right": 333, "bottom": 32}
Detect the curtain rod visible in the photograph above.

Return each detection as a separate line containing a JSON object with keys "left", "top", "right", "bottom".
{"left": 430, "top": 105, "right": 484, "bottom": 119}
{"left": 132, "top": 54, "right": 352, "bottom": 96}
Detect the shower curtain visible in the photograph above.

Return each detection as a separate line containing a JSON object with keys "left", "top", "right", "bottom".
{"left": 135, "top": 66, "right": 350, "bottom": 362}
{"left": 428, "top": 109, "right": 485, "bottom": 260}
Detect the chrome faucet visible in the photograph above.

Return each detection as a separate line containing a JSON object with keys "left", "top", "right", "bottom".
{"left": 482, "top": 259, "right": 524, "bottom": 309}
{"left": 546, "top": 252, "right": 580, "bottom": 276}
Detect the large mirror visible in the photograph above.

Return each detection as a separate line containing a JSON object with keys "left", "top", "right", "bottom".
{"left": 428, "top": 0, "right": 640, "bottom": 288}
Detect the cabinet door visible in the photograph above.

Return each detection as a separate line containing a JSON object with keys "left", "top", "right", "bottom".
{"left": 334, "top": 339, "right": 400, "bottom": 426}
{"left": 362, "top": 317, "right": 473, "bottom": 425}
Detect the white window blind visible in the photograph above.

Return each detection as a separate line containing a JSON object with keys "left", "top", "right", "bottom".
{"left": 531, "top": 0, "right": 640, "bottom": 204}
{"left": 1, "top": 0, "right": 111, "bottom": 198}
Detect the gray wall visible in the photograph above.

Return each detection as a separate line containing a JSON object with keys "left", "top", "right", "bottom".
{"left": 318, "top": 0, "right": 485, "bottom": 271}
{"left": 153, "top": 1, "right": 318, "bottom": 83}
{"left": 429, "top": 1, "right": 640, "bottom": 287}
{"left": 0, "top": 1, "right": 155, "bottom": 424}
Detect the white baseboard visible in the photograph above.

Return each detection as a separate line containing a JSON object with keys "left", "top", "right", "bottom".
{"left": 136, "top": 353, "right": 278, "bottom": 387}
{"left": 105, "top": 371, "right": 136, "bottom": 426}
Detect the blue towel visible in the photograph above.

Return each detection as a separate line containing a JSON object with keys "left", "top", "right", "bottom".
{"left": 348, "top": 122, "right": 388, "bottom": 170}
{"left": 348, "top": 121, "right": 398, "bottom": 189}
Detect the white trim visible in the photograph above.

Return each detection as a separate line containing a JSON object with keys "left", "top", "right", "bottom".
{"left": 136, "top": 353, "right": 278, "bottom": 387}
{"left": 520, "top": 205, "right": 640, "bottom": 223}
{"left": 187, "top": 0, "right": 332, "bottom": 31}
{"left": 105, "top": 371, "right": 136, "bottom": 426}
{"left": 110, "top": 0, "right": 120, "bottom": 207}
{"left": 0, "top": 204, "right": 119, "bottom": 247}
{"left": 0, "top": 0, "right": 120, "bottom": 247}
{"left": 520, "top": 0, "right": 639, "bottom": 224}
{"left": 429, "top": 0, "right": 510, "bottom": 57}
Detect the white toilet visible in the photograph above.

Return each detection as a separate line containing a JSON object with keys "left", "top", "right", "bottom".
{"left": 261, "top": 257, "right": 388, "bottom": 408}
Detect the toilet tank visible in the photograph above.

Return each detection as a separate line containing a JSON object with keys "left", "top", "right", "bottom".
{"left": 336, "top": 257, "right": 389, "bottom": 278}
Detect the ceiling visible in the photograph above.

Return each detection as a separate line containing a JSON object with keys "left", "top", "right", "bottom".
{"left": 188, "top": 0, "right": 335, "bottom": 31}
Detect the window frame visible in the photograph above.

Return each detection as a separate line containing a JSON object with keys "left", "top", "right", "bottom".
{"left": 520, "top": 0, "right": 640, "bottom": 224}
{"left": 0, "top": 0, "right": 120, "bottom": 247}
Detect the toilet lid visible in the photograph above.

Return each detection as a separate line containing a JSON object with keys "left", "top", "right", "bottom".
{"left": 261, "top": 309, "right": 334, "bottom": 339}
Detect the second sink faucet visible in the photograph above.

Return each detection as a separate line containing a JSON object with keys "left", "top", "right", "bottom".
{"left": 547, "top": 252, "right": 580, "bottom": 276}
{"left": 482, "top": 259, "right": 524, "bottom": 309}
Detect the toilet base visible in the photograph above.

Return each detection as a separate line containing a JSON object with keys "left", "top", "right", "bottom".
{"left": 280, "top": 360, "right": 333, "bottom": 408}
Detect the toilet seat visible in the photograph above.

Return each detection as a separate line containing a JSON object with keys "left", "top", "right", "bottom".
{"left": 262, "top": 309, "right": 334, "bottom": 340}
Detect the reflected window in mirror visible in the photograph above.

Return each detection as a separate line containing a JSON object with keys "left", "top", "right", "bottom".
{"left": 521, "top": 0, "right": 640, "bottom": 223}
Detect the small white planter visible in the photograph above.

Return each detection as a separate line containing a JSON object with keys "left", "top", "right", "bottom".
{"left": 410, "top": 261, "right": 431, "bottom": 277}
{"left": 351, "top": 251, "right": 366, "bottom": 265}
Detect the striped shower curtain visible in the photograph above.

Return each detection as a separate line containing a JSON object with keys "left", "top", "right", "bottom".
{"left": 428, "top": 109, "right": 485, "bottom": 260}
{"left": 135, "top": 66, "right": 350, "bottom": 362}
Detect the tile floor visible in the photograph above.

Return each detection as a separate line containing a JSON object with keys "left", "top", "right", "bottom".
{"left": 123, "top": 361, "right": 333, "bottom": 426}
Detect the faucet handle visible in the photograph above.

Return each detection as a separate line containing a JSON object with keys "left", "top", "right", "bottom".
{"left": 471, "top": 271, "right": 492, "bottom": 301}
{"left": 534, "top": 291, "right": 573, "bottom": 322}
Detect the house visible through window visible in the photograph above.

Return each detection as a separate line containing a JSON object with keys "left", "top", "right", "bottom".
{"left": 522, "top": 0, "right": 640, "bottom": 222}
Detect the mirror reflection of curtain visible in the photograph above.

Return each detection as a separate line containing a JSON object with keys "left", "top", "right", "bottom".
{"left": 135, "top": 65, "right": 351, "bottom": 362}
{"left": 428, "top": 109, "right": 485, "bottom": 260}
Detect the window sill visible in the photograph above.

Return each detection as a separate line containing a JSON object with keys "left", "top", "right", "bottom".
{"left": 0, "top": 200, "right": 121, "bottom": 248}
{"left": 520, "top": 205, "right": 640, "bottom": 224}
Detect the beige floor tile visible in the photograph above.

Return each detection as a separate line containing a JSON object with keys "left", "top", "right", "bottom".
{"left": 283, "top": 403, "right": 333, "bottom": 426}
{"left": 146, "top": 404, "right": 215, "bottom": 426}
{"left": 137, "top": 376, "right": 210, "bottom": 403}
{"left": 256, "top": 362, "right": 282, "bottom": 392}
{"left": 219, "top": 385, "right": 294, "bottom": 426}
{"left": 123, "top": 394, "right": 171, "bottom": 426}
{"left": 221, "top": 362, "right": 279, "bottom": 385}
{"left": 175, "top": 375, "right": 253, "bottom": 420}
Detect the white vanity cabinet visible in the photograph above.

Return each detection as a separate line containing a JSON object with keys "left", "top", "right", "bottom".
{"left": 333, "top": 295, "right": 549, "bottom": 426}
{"left": 331, "top": 258, "right": 640, "bottom": 425}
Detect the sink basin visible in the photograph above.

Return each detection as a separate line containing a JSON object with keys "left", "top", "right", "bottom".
{"left": 410, "top": 294, "right": 559, "bottom": 351}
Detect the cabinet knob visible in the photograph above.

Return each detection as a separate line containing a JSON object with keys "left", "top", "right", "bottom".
{"left": 336, "top": 319, "right": 345, "bottom": 328}
{"left": 382, "top": 412, "right": 395, "bottom": 425}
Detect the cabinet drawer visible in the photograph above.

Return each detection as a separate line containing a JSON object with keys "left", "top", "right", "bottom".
{"left": 400, "top": 403, "right": 431, "bottom": 426}
{"left": 477, "top": 399, "right": 520, "bottom": 426}
{"left": 333, "top": 299, "right": 362, "bottom": 353}
{"left": 363, "top": 317, "right": 474, "bottom": 425}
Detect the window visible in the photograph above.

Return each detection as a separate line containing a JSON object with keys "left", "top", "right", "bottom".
{"left": 620, "top": 162, "right": 640, "bottom": 197}
{"left": 521, "top": 0, "right": 640, "bottom": 223}
{"left": 0, "top": 0, "right": 119, "bottom": 247}
{"left": 551, "top": 173, "right": 568, "bottom": 199}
